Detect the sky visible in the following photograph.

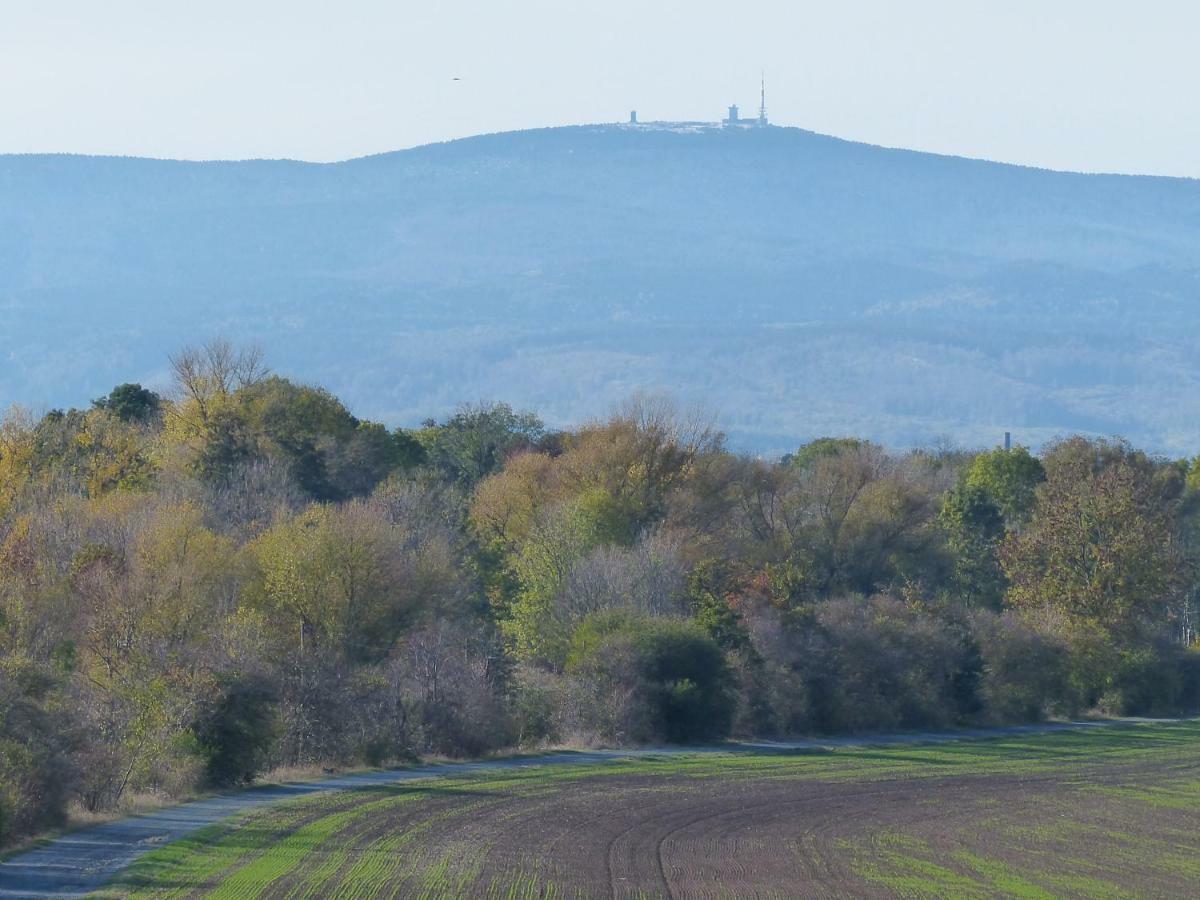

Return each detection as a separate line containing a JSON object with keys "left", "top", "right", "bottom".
{"left": 3, "top": 0, "right": 1198, "bottom": 176}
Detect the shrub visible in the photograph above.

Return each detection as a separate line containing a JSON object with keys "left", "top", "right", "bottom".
{"left": 391, "top": 621, "right": 513, "bottom": 758}
{"left": 809, "top": 596, "right": 984, "bottom": 732}
{"left": 510, "top": 665, "right": 562, "bottom": 746}
{"left": 742, "top": 595, "right": 991, "bottom": 735}
{"left": 971, "top": 610, "right": 1068, "bottom": 722}
{"left": 0, "top": 658, "right": 76, "bottom": 846}
{"left": 819, "top": 601, "right": 914, "bottom": 729}
{"left": 565, "top": 612, "right": 734, "bottom": 744}
{"left": 1105, "top": 644, "right": 1200, "bottom": 716}
{"left": 194, "top": 675, "right": 279, "bottom": 787}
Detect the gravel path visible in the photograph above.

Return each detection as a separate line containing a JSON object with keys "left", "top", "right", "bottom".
{"left": 0, "top": 719, "right": 1168, "bottom": 898}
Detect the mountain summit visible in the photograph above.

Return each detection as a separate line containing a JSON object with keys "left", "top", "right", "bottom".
{"left": 4, "top": 124, "right": 1200, "bottom": 451}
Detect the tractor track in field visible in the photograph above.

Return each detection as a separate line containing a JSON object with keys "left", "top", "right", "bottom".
{"left": 600, "top": 779, "right": 941, "bottom": 898}
{"left": 585, "top": 756, "right": 1198, "bottom": 898}
{"left": 0, "top": 717, "right": 1185, "bottom": 898}
{"left": 602, "top": 790, "right": 684, "bottom": 900}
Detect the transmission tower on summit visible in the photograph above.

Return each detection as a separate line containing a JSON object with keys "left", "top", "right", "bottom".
{"left": 723, "top": 75, "right": 770, "bottom": 128}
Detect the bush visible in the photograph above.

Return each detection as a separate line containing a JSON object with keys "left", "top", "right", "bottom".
{"left": 391, "top": 621, "right": 513, "bottom": 758}
{"left": 194, "top": 675, "right": 279, "bottom": 787}
{"left": 741, "top": 595, "right": 994, "bottom": 735}
{"left": 1106, "top": 644, "right": 1200, "bottom": 716}
{"left": 510, "top": 665, "right": 562, "bottom": 746}
{"left": 565, "top": 612, "right": 734, "bottom": 744}
{"left": 971, "top": 610, "right": 1069, "bottom": 722}
{"left": 0, "top": 658, "right": 76, "bottom": 847}
{"left": 812, "top": 596, "right": 984, "bottom": 732}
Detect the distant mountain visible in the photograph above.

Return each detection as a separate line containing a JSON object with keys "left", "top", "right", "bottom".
{"left": 4, "top": 123, "right": 1200, "bottom": 453}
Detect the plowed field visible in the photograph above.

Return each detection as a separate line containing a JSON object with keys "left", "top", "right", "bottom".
{"left": 100, "top": 721, "right": 1200, "bottom": 898}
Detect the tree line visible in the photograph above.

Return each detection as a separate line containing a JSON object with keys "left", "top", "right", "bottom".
{"left": 2, "top": 340, "right": 1198, "bottom": 846}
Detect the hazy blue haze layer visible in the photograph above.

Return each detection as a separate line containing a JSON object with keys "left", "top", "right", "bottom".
{"left": 3, "top": 124, "right": 1200, "bottom": 453}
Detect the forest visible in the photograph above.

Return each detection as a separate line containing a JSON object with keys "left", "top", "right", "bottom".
{"left": 2, "top": 340, "right": 1199, "bottom": 848}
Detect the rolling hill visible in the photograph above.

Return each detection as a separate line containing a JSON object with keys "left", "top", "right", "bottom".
{"left": 4, "top": 123, "right": 1200, "bottom": 453}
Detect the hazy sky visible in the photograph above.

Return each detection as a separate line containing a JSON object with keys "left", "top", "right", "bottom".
{"left": 3, "top": 0, "right": 1198, "bottom": 175}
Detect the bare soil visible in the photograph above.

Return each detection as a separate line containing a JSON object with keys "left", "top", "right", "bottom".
{"left": 263, "top": 756, "right": 1200, "bottom": 898}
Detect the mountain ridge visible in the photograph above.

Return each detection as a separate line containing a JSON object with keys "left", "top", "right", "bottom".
{"left": 9, "top": 121, "right": 1192, "bottom": 182}
{"left": 3, "top": 124, "right": 1200, "bottom": 453}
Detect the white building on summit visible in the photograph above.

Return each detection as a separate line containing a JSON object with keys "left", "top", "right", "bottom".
{"left": 627, "top": 78, "right": 770, "bottom": 130}
{"left": 723, "top": 77, "right": 768, "bottom": 128}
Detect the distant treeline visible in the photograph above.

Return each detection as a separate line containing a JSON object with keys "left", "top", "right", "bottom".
{"left": 2, "top": 340, "right": 1198, "bottom": 847}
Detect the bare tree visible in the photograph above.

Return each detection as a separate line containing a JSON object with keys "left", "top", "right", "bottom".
{"left": 557, "top": 529, "right": 687, "bottom": 625}
{"left": 168, "top": 338, "right": 268, "bottom": 425}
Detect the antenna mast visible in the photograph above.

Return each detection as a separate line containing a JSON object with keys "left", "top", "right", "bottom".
{"left": 759, "top": 71, "right": 767, "bottom": 124}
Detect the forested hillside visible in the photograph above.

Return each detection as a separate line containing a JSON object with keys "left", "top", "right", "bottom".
{"left": 5, "top": 124, "right": 1200, "bottom": 450}
{"left": 2, "top": 342, "right": 1199, "bottom": 847}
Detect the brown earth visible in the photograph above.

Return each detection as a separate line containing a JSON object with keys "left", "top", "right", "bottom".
{"left": 258, "top": 756, "right": 1200, "bottom": 898}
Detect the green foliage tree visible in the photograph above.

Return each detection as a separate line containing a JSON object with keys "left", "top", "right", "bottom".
{"left": 251, "top": 497, "right": 453, "bottom": 664}
{"left": 232, "top": 377, "right": 407, "bottom": 500}
{"left": 391, "top": 428, "right": 429, "bottom": 470}
{"left": 1001, "top": 438, "right": 1180, "bottom": 639}
{"left": 1187, "top": 456, "right": 1200, "bottom": 495}
{"left": 93, "top": 384, "right": 162, "bottom": 423}
{"left": 937, "top": 446, "right": 1046, "bottom": 612}
{"left": 417, "top": 402, "right": 543, "bottom": 487}
{"left": 782, "top": 436, "right": 863, "bottom": 470}
{"left": 191, "top": 405, "right": 255, "bottom": 484}
{"left": 167, "top": 369, "right": 412, "bottom": 500}
{"left": 686, "top": 559, "right": 751, "bottom": 653}
{"left": 939, "top": 482, "right": 1006, "bottom": 607}
{"left": 503, "top": 496, "right": 609, "bottom": 665}
{"left": 963, "top": 446, "right": 1045, "bottom": 526}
